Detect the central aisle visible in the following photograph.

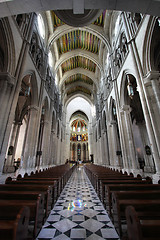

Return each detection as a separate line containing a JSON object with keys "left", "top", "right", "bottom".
{"left": 37, "top": 166, "right": 120, "bottom": 240}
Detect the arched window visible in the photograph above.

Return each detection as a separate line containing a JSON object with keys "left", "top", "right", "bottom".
{"left": 37, "top": 14, "right": 45, "bottom": 39}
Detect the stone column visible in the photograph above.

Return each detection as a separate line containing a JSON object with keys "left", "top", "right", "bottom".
{"left": 109, "top": 51, "right": 129, "bottom": 171}
{"left": 5, "top": 122, "right": 18, "bottom": 167}
{"left": 122, "top": 13, "right": 160, "bottom": 173}
{"left": 86, "top": 142, "right": 89, "bottom": 161}
{"left": 41, "top": 120, "right": 50, "bottom": 167}
{"left": 121, "top": 105, "right": 138, "bottom": 170}
{"left": 102, "top": 130, "right": 109, "bottom": 166}
{"left": 0, "top": 73, "right": 14, "bottom": 152}
{"left": 97, "top": 136, "right": 102, "bottom": 165}
{"left": 49, "top": 130, "right": 55, "bottom": 166}
{"left": 11, "top": 121, "right": 22, "bottom": 161}
{"left": 56, "top": 134, "right": 61, "bottom": 165}
{"left": 144, "top": 71, "right": 160, "bottom": 156}
{"left": 22, "top": 105, "right": 39, "bottom": 170}
{"left": 119, "top": 110, "right": 130, "bottom": 170}
{"left": 137, "top": 122, "right": 155, "bottom": 172}
{"left": 0, "top": 13, "right": 37, "bottom": 175}
{"left": 110, "top": 120, "right": 122, "bottom": 168}
{"left": 101, "top": 130, "right": 105, "bottom": 165}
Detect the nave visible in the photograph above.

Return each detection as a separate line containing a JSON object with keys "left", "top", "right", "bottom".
{"left": 37, "top": 167, "right": 119, "bottom": 240}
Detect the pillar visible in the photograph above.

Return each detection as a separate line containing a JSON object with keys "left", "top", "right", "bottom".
{"left": 22, "top": 105, "right": 39, "bottom": 170}
{"left": 110, "top": 120, "right": 122, "bottom": 168}
{"left": 122, "top": 13, "right": 160, "bottom": 173}
{"left": 121, "top": 105, "right": 138, "bottom": 170}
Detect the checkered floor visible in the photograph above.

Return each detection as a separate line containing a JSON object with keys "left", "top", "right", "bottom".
{"left": 36, "top": 166, "right": 120, "bottom": 240}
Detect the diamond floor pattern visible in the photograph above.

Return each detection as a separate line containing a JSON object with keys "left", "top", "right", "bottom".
{"left": 36, "top": 166, "right": 120, "bottom": 240}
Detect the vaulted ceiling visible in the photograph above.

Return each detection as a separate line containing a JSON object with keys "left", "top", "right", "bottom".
{"left": 48, "top": 11, "right": 108, "bottom": 105}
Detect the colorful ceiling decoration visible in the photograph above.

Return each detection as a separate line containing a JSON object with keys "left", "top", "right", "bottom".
{"left": 67, "top": 86, "right": 92, "bottom": 96}
{"left": 61, "top": 56, "right": 96, "bottom": 74}
{"left": 57, "top": 30, "right": 100, "bottom": 55}
{"left": 71, "top": 119, "right": 87, "bottom": 129}
{"left": 52, "top": 12, "right": 65, "bottom": 29}
{"left": 50, "top": 10, "right": 104, "bottom": 103}
{"left": 52, "top": 10, "right": 106, "bottom": 29}
{"left": 93, "top": 10, "right": 106, "bottom": 27}
{"left": 65, "top": 74, "right": 93, "bottom": 86}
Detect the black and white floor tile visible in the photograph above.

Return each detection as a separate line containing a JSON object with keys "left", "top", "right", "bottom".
{"left": 37, "top": 166, "right": 120, "bottom": 240}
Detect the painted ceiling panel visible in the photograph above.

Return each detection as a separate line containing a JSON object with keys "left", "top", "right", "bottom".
{"left": 61, "top": 56, "right": 96, "bottom": 74}
{"left": 57, "top": 30, "right": 100, "bottom": 55}
{"left": 67, "top": 86, "right": 92, "bottom": 96}
{"left": 93, "top": 10, "right": 106, "bottom": 27}
{"left": 52, "top": 12, "right": 65, "bottom": 29}
{"left": 50, "top": 11, "right": 104, "bottom": 103}
{"left": 65, "top": 74, "right": 93, "bottom": 86}
{"left": 71, "top": 119, "right": 87, "bottom": 129}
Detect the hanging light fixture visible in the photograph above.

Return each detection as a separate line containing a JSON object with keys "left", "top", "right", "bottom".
{"left": 25, "top": 86, "right": 30, "bottom": 97}
{"left": 113, "top": 105, "right": 116, "bottom": 116}
{"left": 127, "top": 75, "right": 134, "bottom": 98}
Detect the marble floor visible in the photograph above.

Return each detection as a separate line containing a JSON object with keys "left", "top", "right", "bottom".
{"left": 37, "top": 166, "right": 120, "bottom": 240}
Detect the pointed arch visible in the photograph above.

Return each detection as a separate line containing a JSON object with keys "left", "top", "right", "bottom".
{"left": 0, "top": 18, "right": 15, "bottom": 74}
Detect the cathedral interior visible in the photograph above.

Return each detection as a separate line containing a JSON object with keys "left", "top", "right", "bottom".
{"left": 0, "top": 0, "right": 160, "bottom": 239}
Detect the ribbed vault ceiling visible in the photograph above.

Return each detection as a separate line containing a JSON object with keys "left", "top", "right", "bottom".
{"left": 48, "top": 10, "right": 108, "bottom": 105}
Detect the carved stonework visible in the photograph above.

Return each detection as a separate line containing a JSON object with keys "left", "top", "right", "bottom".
{"left": 115, "top": 47, "right": 122, "bottom": 69}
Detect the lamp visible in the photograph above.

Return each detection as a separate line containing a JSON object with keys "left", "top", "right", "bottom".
{"left": 25, "top": 86, "right": 30, "bottom": 97}
{"left": 127, "top": 75, "right": 134, "bottom": 98}
{"left": 113, "top": 106, "right": 116, "bottom": 116}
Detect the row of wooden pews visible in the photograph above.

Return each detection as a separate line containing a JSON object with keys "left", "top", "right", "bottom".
{"left": 0, "top": 164, "right": 76, "bottom": 240}
{"left": 84, "top": 164, "right": 160, "bottom": 240}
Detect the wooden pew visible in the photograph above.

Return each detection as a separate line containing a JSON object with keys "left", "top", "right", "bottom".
{"left": 96, "top": 176, "right": 139, "bottom": 194}
{"left": 23, "top": 175, "right": 62, "bottom": 190}
{"left": 26, "top": 164, "right": 74, "bottom": 192}
{"left": 0, "top": 190, "right": 49, "bottom": 219}
{"left": 0, "top": 184, "right": 52, "bottom": 217}
{"left": 105, "top": 184, "right": 160, "bottom": 216}
{"left": 125, "top": 205, "right": 160, "bottom": 240}
{"left": 98, "top": 179, "right": 151, "bottom": 205}
{"left": 0, "top": 206, "right": 30, "bottom": 240}
{"left": 5, "top": 178, "right": 57, "bottom": 204}
{"left": 112, "top": 191, "right": 160, "bottom": 238}
{"left": 16, "top": 177, "right": 60, "bottom": 200}
{"left": 0, "top": 193, "right": 44, "bottom": 238}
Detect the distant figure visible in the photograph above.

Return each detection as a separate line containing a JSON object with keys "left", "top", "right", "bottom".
{"left": 65, "top": 159, "right": 68, "bottom": 164}
{"left": 138, "top": 158, "right": 145, "bottom": 172}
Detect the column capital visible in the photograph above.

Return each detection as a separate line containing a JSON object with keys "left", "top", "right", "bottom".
{"left": 110, "top": 120, "right": 117, "bottom": 125}
{"left": 144, "top": 70, "right": 160, "bottom": 80}
{"left": 43, "top": 120, "right": 50, "bottom": 125}
{"left": 18, "top": 121, "right": 23, "bottom": 126}
{"left": 0, "top": 72, "right": 15, "bottom": 86}
{"left": 14, "top": 120, "right": 22, "bottom": 125}
{"left": 28, "top": 105, "right": 39, "bottom": 112}
{"left": 120, "top": 104, "right": 131, "bottom": 112}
